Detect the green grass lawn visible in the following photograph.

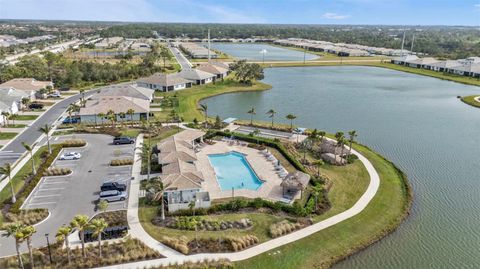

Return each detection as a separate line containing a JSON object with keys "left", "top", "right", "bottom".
{"left": 3, "top": 124, "right": 27, "bottom": 128}
{"left": 10, "top": 115, "right": 39, "bottom": 121}
{"left": 154, "top": 77, "right": 271, "bottom": 122}
{"left": 0, "top": 133, "right": 18, "bottom": 140}
{"left": 139, "top": 207, "right": 285, "bottom": 243}
{"left": 235, "top": 143, "right": 411, "bottom": 269}
{"left": 460, "top": 95, "right": 480, "bottom": 108}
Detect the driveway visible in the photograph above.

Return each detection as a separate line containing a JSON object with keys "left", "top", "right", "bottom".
{"left": 0, "top": 134, "right": 134, "bottom": 257}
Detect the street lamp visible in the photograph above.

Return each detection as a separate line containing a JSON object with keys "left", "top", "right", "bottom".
{"left": 260, "top": 49, "right": 267, "bottom": 64}
{"left": 45, "top": 233, "right": 53, "bottom": 264}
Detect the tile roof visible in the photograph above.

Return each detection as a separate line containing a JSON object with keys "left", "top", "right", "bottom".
{"left": 0, "top": 78, "right": 52, "bottom": 91}
{"left": 137, "top": 73, "right": 190, "bottom": 86}
{"left": 95, "top": 84, "right": 154, "bottom": 101}
{"left": 79, "top": 96, "right": 150, "bottom": 115}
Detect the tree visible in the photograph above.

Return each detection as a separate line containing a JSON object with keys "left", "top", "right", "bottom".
{"left": 126, "top": 108, "right": 135, "bottom": 127}
{"left": 347, "top": 130, "right": 358, "bottom": 159}
{"left": 21, "top": 225, "right": 36, "bottom": 269}
{"left": 38, "top": 124, "right": 52, "bottom": 154}
{"left": 10, "top": 114, "right": 17, "bottom": 126}
{"left": 56, "top": 225, "right": 72, "bottom": 264}
{"left": 198, "top": 104, "right": 208, "bottom": 128}
{"left": 97, "top": 112, "right": 106, "bottom": 126}
{"left": 145, "top": 179, "right": 168, "bottom": 221}
{"left": 188, "top": 200, "right": 196, "bottom": 216}
{"left": 97, "top": 199, "right": 109, "bottom": 213}
{"left": 22, "top": 142, "right": 36, "bottom": 174}
{"left": 3, "top": 223, "right": 26, "bottom": 269}
{"left": 66, "top": 103, "right": 79, "bottom": 123}
{"left": 159, "top": 46, "right": 172, "bottom": 69}
{"left": 1, "top": 111, "right": 10, "bottom": 127}
{"left": 250, "top": 129, "right": 261, "bottom": 144}
{"left": 286, "top": 114, "right": 297, "bottom": 130}
{"left": 106, "top": 109, "right": 116, "bottom": 128}
{"left": 247, "top": 107, "right": 256, "bottom": 125}
{"left": 0, "top": 163, "right": 16, "bottom": 203}
{"left": 70, "top": 214, "right": 89, "bottom": 258}
{"left": 314, "top": 159, "right": 324, "bottom": 178}
{"left": 310, "top": 184, "right": 323, "bottom": 212}
{"left": 318, "top": 130, "right": 326, "bottom": 143}
{"left": 231, "top": 60, "right": 264, "bottom": 84}
{"left": 89, "top": 218, "right": 108, "bottom": 258}
{"left": 214, "top": 115, "right": 222, "bottom": 129}
{"left": 21, "top": 98, "right": 30, "bottom": 112}
{"left": 79, "top": 89, "right": 86, "bottom": 107}
{"left": 334, "top": 132, "right": 345, "bottom": 165}
{"left": 266, "top": 109, "right": 276, "bottom": 128}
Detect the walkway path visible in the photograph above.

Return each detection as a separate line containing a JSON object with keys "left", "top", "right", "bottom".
{"left": 98, "top": 129, "right": 381, "bottom": 268}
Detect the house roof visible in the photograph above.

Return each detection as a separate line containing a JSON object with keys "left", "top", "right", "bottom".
{"left": 79, "top": 96, "right": 150, "bottom": 115}
{"left": 137, "top": 73, "right": 190, "bottom": 87}
{"left": 429, "top": 60, "right": 462, "bottom": 69}
{"left": 407, "top": 57, "right": 440, "bottom": 65}
{"left": 0, "top": 88, "right": 32, "bottom": 108}
{"left": 281, "top": 171, "right": 310, "bottom": 190}
{"left": 173, "top": 129, "right": 206, "bottom": 143}
{"left": 161, "top": 159, "right": 197, "bottom": 174}
{"left": 94, "top": 84, "right": 154, "bottom": 101}
{"left": 160, "top": 171, "right": 204, "bottom": 190}
{"left": 393, "top": 55, "right": 419, "bottom": 62}
{"left": 452, "top": 63, "right": 480, "bottom": 73}
{"left": 180, "top": 68, "right": 216, "bottom": 81}
{"left": 208, "top": 61, "right": 230, "bottom": 69}
{"left": 0, "top": 78, "right": 52, "bottom": 91}
{"left": 196, "top": 63, "right": 229, "bottom": 75}
{"left": 158, "top": 151, "right": 197, "bottom": 164}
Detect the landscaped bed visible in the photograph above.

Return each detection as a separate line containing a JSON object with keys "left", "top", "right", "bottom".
{"left": 0, "top": 132, "right": 18, "bottom": 140}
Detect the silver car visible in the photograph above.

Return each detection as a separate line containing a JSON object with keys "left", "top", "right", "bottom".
{"left": 99, "top": 190, "right": 127, "bottom": 202}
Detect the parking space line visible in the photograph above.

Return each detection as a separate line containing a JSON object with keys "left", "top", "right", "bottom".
{"left": 39, "top": 187, "right": 65, "bottom": 191}
{"left": 34, "top": 194, "right": 61, "bottom": 198}
{"left": 27, "top": 202, "right": 57, "bottom": 206}
{"left": 42, "top": 181, "right": 67, "bottom": 184}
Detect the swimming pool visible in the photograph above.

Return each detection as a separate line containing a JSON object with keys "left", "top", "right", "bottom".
{"left": 208, "top": 151, "right": 263, "bottom": 191}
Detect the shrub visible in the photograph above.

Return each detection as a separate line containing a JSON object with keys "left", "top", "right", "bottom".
{"left": 161, "top": 236, "right": 189, "bottom": 254}
{"left": 227, "top": 235, "right": 259, "bottom": 251}
{"left": 269, "top": 220, "right": 305, "bottom": 238}
{"left": 45, "top": 167, "right": 71, "bottom": 176}
{"left": 110, "top": 158, "right": 134, "bottom": 166}
{"left": 3, "top": 209, "right": 49, "bottom": 227}
{"left": 61, "top": 139, "right": 86, "bottom": 147}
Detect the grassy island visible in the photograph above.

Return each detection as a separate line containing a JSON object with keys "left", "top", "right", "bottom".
{"left": 461, "top": 95, "right": 480, "bottom": 108}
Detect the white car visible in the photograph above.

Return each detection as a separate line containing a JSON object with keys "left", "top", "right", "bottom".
{"left": 59, "top": 152, "right": 81, "bottom": 160}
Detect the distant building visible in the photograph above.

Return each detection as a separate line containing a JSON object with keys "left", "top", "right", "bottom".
{"left": 196, "top": 62, "right": 229, "bottom": 79}
{"left": 137, "top": 73, "right": 192, "bottom": 92}
{"left": 94, "top": 84, "right": 154, "bottom": 102}
{"left": 391, "top": 55, "right": 419, "bottom": 65}
{"left": 0, "top": 88, "right": 33, "bottom": 116}
{"left": 79, "top": 96, "right": 150, "bottom": 123}
{"left": 179, "top": 42, "right": 217, "bottom": 59}
{"left": 0, "top": 78, "right": 53, "bottom": 92}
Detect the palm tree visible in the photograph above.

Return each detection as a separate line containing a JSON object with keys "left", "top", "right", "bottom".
{"left": 56, "top": 225, "right": 72, "bottom": 264}
{"left": 21, "top": 98, "right": 30, "bottom": 112}
{"left": 318, "top": 130, "right": 326, "bottom": 143}
{"left": 126, "top": 108, "right": 135, "bottom": 127}
{"left": 22, "top": 142, "right": 36, "bottom": 175}
{"left": 10, "top": 114, "right": 17, "bottom": 126}
{"left": 146, "top": 179, "right": 169, "bottom": 221}
{"left": 106, "top": 109, "right": 116, "bottom": 128}
{"left": 97, "top": 112, "right": 105, "bottom": 126}
{"left": 347, "top": 130, "right": 358, "bottom": 159}
{"left": 138, "top": 143, "right": 152, "bottom": 181}
{"left": 286, "top": 114, "right": 297, "bottom": 130}
{"left": 247, "top": 107, "right": 256, "bottom": 125}
{"left": 70, "top": 214, "right": 89, "bottom": 258}
{"left": 89, "top": 218, "right": 108, "bottom": 258}
{"left": 266, "top": 109, "right": 276, "bottom": 128}
{"left": 3, "top": 223, "right": 26, "bottom": 269}
{"left": 79, "top": 89, "right": 86, "bottom": 107}
{"left": 310, "top": 184, "right": 323, "bottom": 212}
{"left": 188, "top": 200, "right": 196, "bottom": 216}
{"left": 314, "top": 159, "right": 324, "bottom": 178}
{"left": 1, "top": 111, "right": 10, "bottom": 127}
{"left": 21, "top": 225, "right": 36, "bottom": 269}
{"left": 66, "top": 103, "right": 78, "bottom": 123}
{"left": 250, "top": 128, "right": 261, "bottom": 144}
{"left": 198, "top": 104, "right": 208, "bottom": 128}
{"left": 38, "top": 124, "right": 52, "bottom": 154}
{"left": 334, "top": 132, "right": 344, "bottom": 165}
{"left": 0, "top": 163, "right": 16, "bottom": 203}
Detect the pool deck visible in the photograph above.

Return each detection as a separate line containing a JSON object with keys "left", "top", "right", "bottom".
{"left": 196, "top": 141, "right": 296, "bottom": 201}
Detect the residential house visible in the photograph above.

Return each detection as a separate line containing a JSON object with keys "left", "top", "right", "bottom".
{"left": 156, "top": 129, "right": 211, "bottom": 212}
{"left": 136, "top": 73, "right": 192, "bottom": 92}
{"left": 406, "top": 57, "right": 441, "bottom": 69}
{"left": 428, "top": 60, "right": 463, "bottom": 72}
{"left": 94, "top": 84, "right": 155, "bottom": 102}
{"left": 180, "top": 68, "right": 216, "bottom": 85}
{"left": 391, "top": 55, "right": 419, "bottom": 65}
{"left": 0, "top": 88, "right": 34, "bottom": 115}
{"left": 196, "top": 63, "right": 229, "bottom": 80}
{"left": 449, "top": 63, "right": 480, "bottom": 78}
{"left": 0, "top": 78, "right": 53, "bottom": 98}
{"left": 78, "top": 96, "right": 150, "bottom": 124}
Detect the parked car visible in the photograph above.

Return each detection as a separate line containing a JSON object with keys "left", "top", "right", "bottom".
{"left": 59, "top": 152, "right": 82, "bottom": 160}
{"left": 99, "top": 190, "right": 127, "bottom": 202}
{"left": 29, "top": 103, "right": 44, "bottom": 109}
{"left": 113, "top": 136, "right": 135, "bottom": 145}
{"left": 48, "top": 92, "right": 61, "bottom": 98}
{"left": 62, "top": 117, "right": 79, "bottom": 124}
{"left": 101, "top": 181, "right": 127, "bottom": 192}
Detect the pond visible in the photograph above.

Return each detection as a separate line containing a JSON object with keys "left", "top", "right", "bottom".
{"left": 209, "top": 42, "right": 319, "bottom": 61}
{"left": 201, "top": 66, "right": 480, "bottom": 268}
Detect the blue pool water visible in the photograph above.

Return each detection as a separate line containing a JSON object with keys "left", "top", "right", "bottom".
{"left": 208, "top": 151, "right": 263, "bottom": 191}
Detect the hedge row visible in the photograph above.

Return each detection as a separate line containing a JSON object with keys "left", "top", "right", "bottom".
{"left": 169, "top": 198, "right": 313, "bottom": 217}
{"left": 205, "top": 130, "right": 307, "bottom": 173}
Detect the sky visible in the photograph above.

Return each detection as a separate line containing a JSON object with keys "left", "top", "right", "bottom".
{"left": 0, "top": 0, "right": 479, "bottom": 26}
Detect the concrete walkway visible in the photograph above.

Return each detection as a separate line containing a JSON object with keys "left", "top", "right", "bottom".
{"left": 96, "top": 128, "right": 381, "bottom": 268}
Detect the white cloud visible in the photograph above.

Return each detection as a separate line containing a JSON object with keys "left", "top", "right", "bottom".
{"left": 475, "top": 4, "right": 480, "bottom": 11}
{"left": 322, "top": 12, "right": 350, "bottom": 20}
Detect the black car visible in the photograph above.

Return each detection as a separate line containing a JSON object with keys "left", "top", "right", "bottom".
{"left": 29, "top": 103, "right": 44, "bottom": 109}
{"left": 113, "top": 136, "right": 135, "bottom": 145}
{"left": 100, "top": 182, "right": 127, "bottom": 192}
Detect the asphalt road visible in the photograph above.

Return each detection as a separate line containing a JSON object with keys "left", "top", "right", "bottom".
{"left": 0, "top": 93, "right": 84, "bottom": 168}
{"left": 168, "top": 44, "right": 192, "bottom": 70}
{"left": 0, "top": 134, "right": 134, "bottom": 256}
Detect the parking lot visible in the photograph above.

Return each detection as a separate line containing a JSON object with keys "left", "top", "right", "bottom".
{"left": 1, "top": 133, "right": 136, "bottom": 252}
